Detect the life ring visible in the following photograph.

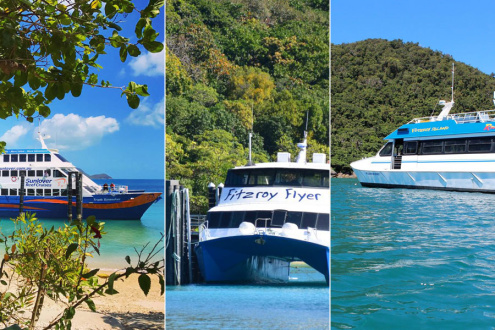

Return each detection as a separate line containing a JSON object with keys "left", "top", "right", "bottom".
{"left": 11, "top": 176, "right": 17, "bottom": 182}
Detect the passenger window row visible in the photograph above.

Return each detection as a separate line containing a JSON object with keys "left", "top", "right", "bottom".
{"left": 3, "top": 154, "right": 51, "bottom": 162}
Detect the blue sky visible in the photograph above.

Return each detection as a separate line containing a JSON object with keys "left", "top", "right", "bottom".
{"left": 332, "top": 0, "right": 495, "bottom": 75}
{"left": 0, "top": 1, "right": 164, "bottom": 179}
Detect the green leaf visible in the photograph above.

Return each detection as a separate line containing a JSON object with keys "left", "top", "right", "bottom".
{"left": 119, "top": 45, "right": 127, "bottom": 62}
{"left": 85, "top": 298, "right": 96, "bottom": 312}
{"left": 86, "top": 215, "right": 96, "bottom": 226}
{"left": 81, "top": 268, "right": 99, "bottom": 279}
{"left": 143, "top": 41, "right": 164, "bottom": 53}
{"left": 138, "top": 274, "right": 151, "bottom": 296}
{"left": 126, "top": 94, "right": 140, "bottom": 109}
{"left": 158, "top": 274, "right": 164, "bottom": 295}
{"left": 70, "top": 83, "right": 83, "bottom": 97}
{"left": 65, "top": 243, "right": 78, "bottom": 259}
{"left": 127, "top": 44, "right": 141, "bottom": 57}
{"left": 125, "top": 255, "right": 131, "bottom": 264}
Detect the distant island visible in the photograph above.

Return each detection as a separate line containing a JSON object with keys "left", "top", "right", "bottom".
{"left": 89, "top": 173, "right": 112, "bottom": 180}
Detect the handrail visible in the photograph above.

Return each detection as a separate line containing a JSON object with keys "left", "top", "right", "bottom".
{"left": 408, "top": 109, "right": 495, "bottom": 124}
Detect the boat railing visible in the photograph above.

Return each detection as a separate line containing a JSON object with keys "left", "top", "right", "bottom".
{"left": 198, "top": 221, "right": 210, "bottom": 242}
{"left": 408, "top": 109, "right": 495, "bottom": 124}
{"left": 97, "top": 184, "right": 129, "bottom": 194}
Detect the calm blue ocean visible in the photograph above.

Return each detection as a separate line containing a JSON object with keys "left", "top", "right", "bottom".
{"left": 0, "top": 179, "right": 164, "bottom": 270}
{"left": 166, "top": 266, "right": 329, "bottom": 329}
{"left": 332, "top": 178, "right": 495, "bottom": 329}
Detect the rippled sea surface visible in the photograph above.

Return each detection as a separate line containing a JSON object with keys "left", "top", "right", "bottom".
{"left": 332, "top": 178, "right": 495, "bottom": 329}
{"left": 167, "top": 266, "right": 329, "bottom": 329}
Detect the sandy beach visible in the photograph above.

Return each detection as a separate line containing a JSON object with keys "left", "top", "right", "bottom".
{"left": 34, "top": 271, "right": 164, "bottom": 329}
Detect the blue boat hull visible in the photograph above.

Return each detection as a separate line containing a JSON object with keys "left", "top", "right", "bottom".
{"left": 0, "top": 192, "right": 161, "bottom": 220}
{"left": 195, "top": 234, "right": 329, "bottom": 284}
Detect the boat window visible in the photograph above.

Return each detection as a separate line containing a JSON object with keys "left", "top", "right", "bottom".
{"left": 272, "top": 210, "right": 286, "bottom": 227}
{"left": 36, "top": 189, "right": 43, "bottom": 196}
{"left": 11, "top": 170, "right": 17, "bottom": 177}
{"left": 0, "top": 189, "right": 7, "bottom": 196}
{"left": 53, "top": 189, "right": 60, "bottom": 196}
{"left": 44, "top": 170, "right": 51, "bottom": 177}
{"left": 444, "top": 139, "right": 467, "bottom": 153}
{"left": 421, "top": 140, "right": 443, "bottom": 154}
{"left": 226, "top": 168, "right": 328, "bottom": 188}
{"left": 468, "top": 138, "right": 492, "bottom": 153}
{"left": 301, "top": 212, "right": 318, "bottom": 229}
{"left": 207, "top": 212, "right": 221, "bottom": 228}
{"left": 44, "top": 154, "right": 51, "bottom": 162}
{"left": 28, "top": 154, "right": 35, "bottom": 162}
{"left": 44, "top": 189, "right": 51, "bottom": 196}
{"left": 379, "top": 142, "right": 393, "bottom": 156}
{"left": 316, "top": 213, "right": 329, "bottom": 231}
{"left": 11, "top": 155, "right": 18, "bottom": 162}
{"left": 27, "top": 189, "right": 35, "bottom": 196}
{"left": 255, "top": 211, "right": 272, "bottom": 227}
{"left": 403, "top": 141, "right": 418, "bottom": 155}
{"left": 19, "top": 154, "right": 26, "bottom": 162}
{"left": 2, "top": 170, "right": 8, "bottom": 177}
{"left": 28, "top": 170, "right": 35, "bottom": 176}
{"left": 36, "top": 154, "right": 43, "bottom": 162}
{"left": 53, "top": 169, "right": 65, "bottom": 178}
{"left": 244, "top": 211, "right": 257, "bottom": 224}
{"left": 19, "top": 170, "right": 26, "bottom": 177}
{"left": 219, "top": 212, "right": 232, "bottom": 228}
{"left": 36, "top": 170, "right": 43, "bottom": 177}
{"left": 286, "top": 211, "right": 303, "bottom": 227}
{"left": 275, "top": 171, "right": 302, "bottom": 186}
{"left": 9, "top": 189, "right": 17, "bottom": 196}
{"left": 3, "top": 155, "right": 8, "bottom": 162}
{"left": 61, "top": 189, "right": 68, "bottom": 196}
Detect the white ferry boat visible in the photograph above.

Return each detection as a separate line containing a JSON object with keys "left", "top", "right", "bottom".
{"left": 195, "top": 135, "right": 329, "bottom": 283}
{"left": 0, "top": 134, "right": 161, "bottom": 220}
{"left": 351, "top": 93, "right": 495, "bottom": 193}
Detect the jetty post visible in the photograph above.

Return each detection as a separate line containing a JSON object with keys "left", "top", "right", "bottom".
{"left": 75, "top": 172, "right": 83, "bottom": 221}
{"left": 19, "top": 174, "right": 25, "bottom": 215}
{"left": 67, "top": 172, "right": 73, "bottom": 221}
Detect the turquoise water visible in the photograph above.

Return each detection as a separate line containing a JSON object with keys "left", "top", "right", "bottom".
{"left": 166, "top": 266, "right": 329, "bottom": 329}
{"left": 0, "top": 179, "right": 164, "bottom": 270}
{"left": 332, "top": 178, "right": 495, "bottom": 329}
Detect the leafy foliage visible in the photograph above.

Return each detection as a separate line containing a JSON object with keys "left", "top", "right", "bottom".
{"left": 331, "top": 39, "right": 495, "bottom": 173}
{"left": 0, "top": 0, "right": 164, "bottom": 153}
{"left": 166, "top": 0, "right": 329, "bottom": 209}
{"left": 0, "top": 213, "right": 164, "bottom": 329}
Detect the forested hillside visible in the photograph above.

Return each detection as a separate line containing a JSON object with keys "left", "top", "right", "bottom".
{"left": 332, "top": 39, "right": 495, "bottom": 174}
{"left": 166, "top": 0, "right": 329, "bottom": 212}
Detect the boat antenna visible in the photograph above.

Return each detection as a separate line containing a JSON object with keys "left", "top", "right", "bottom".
{"left": 450, "top": 62, "right": 455, "bottom": 103}
{"left": 295, "top": 111, "right": 309, "bottom": 164}
{"left": 247, "top": 101, "right": 254, "bottom": 166}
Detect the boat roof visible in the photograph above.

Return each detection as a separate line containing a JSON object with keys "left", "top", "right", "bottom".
{"left": 385, "top": 109, "right": 495, "bottom": 140}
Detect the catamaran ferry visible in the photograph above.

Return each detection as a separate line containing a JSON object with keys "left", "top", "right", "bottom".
{"left": 351, "top": 95, "right": 495, "bottom": 193}
{"left": 195, "top": 135, "right": 329, "bottom": 283}
{"left": 0, "top": 134, "right": 161, "bottom": 220}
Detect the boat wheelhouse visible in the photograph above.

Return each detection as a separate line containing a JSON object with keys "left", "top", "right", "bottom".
{"left": 351, "top": 98, "right": 495, "bottom": 193}
{"left": 0, "top": 134, "right": 161, "bottom": 220}
{"left": 195, "top": 137, "right": 330, "bottom": 284}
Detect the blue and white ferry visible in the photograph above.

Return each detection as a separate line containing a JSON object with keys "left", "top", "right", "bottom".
{"left": 351, "top": 93, "right": 495, "bottom": 193}
{"left": 195, "top": 135, "right": 329, "bottom": 284}
{"left": 0, "top": 134, "right": 161, "bottom": 220}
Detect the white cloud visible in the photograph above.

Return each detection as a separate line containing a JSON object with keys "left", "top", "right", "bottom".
{"left": 38, "top": 114, "right": 119, "bottom": 150}
{"left": 0, "top": 125, "right": 30, "bottom": 146}
{"left": 126, "top": 97, "right": 164, "bottom": 128}
{"left": 129, "top": 51, "right": 164, "bottom": 77}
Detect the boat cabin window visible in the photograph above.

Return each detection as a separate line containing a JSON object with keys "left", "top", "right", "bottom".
{"left": 9, "top": 189, "right": 17, "bottom": 196}
{"left": 36, "top": 170, "right": 43, "bottom": 177}
{"left": 379, "top": 142, "right": 393, "bottom": 156}
{"left": 468, "top": 138, "right": 492, "bottom": 153}
{"left": 28, "top": 154, "right": 35, "bottom": 162}
{"left": 11, "top": 155, "right": 18, "bottom": 162}
{"left": 444, "top": 139, "right": 467, "bottom": 153}
{"left": 225, "top": 168, "right": 329, "bottom": 188}
{"left": 36, "top": 154, "right": 43, "bottom": 162}
{"left": 421, "top": 140, "right": 443, "bottom": 154}
{"left": 27, "top": 189, "right": 35, "bottom": 196}
{"left": 3, "top": 155, "right": 8, "bottom": 162}
{"left": 1, "top": 189, "right": 7, "bottom": 196}
{"left": 19, "top": 154, "right": 26, "bottom": 162}
{"left": 1, "top": 171, "right": 8, "bottom": 177}
{"left": 207, "top": 210, "right": 329, "bottom": 230}
{"left": 11, "top": 170, "right": 17, "bottom": 177}
{"left": 404, "top": 141, "right": 418, "bottom": 155}
{"left": 28, "top": 170, "right": 35, "bottom": 176}
{"left": 53, "top": 169, "right": 65, "bottom": 178}
{"left": 19, "top": 170, "right": 26, "bottom": 177}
